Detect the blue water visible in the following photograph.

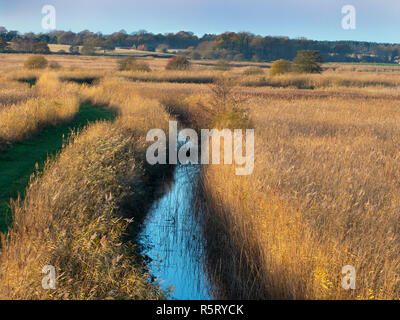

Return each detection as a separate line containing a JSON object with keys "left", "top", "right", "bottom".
{"left": 139, "top": 163, "right": 213, "bottom": 300}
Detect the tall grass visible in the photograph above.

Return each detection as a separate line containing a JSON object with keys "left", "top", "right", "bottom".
{"left": 0, "top": 79, "right": 34, "bottom": 108}
{"left": 0, "top": 76, "right": 171, "bottom": 299}
{"left": 239, "top": 72, "right": 400, "bottom": 89}
{"left": 198, "top": 91, "right": 400, "bottom": 300}
{"left": 0, "top": 123, "right": 162, "bottom": 299}
{"left": 2, "top": 64, "right": 400, "bottom": 300}
{"left": 0, "top": 72, "right": 79, "bottom": 145}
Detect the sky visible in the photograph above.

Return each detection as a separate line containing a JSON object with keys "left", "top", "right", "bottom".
{"left": 0, "top": 0, "right": 399, "bottom": 43}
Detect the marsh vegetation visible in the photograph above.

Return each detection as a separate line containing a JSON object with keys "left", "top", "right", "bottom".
{"left": 1, "top": 53, "right": 400, "bottom": 300}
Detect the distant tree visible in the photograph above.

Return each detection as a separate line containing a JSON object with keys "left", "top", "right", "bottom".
{"left": 33, "top": 42, "right": 50, "bottom": 54}
{"left": 165, "top": 55, "right": 190, "bottom": 70}
{"left": 4, "top": 30, "right": 18, "bottom": 42}
{"left": 131, "top": 29, "right": 148, "bottom": 36}
{"left": 24, "top": 55, "right": 48, "bottom": 69}
{"left": 117, "top": 56, "right": 151, "bottom": 72}
{"left": 69, "top": 45, "right": 80, "bottom": 54}
{"left": 0, "top": 37, "right": 8, "bottom": 52}
{"left": 156, "top": 44, "right": 169, "bottom": 53}
{"left": 333, "top": 43, "right": 351, "bottom": 55}
{"left": 270, "top": 59, "right": 292, "bottom": 76}
{"left": 57, "top": 31, "right": 77, "bottom": 44}
{"left": 110, "top": 31, "right": 128, "bottom": 47}
{"left": 293, "top": 50, "right": 323, "bottom": 73}
{"left": 200, "top": 33, "right": 217, "bottom": 42}
{"left": 13, "top": 38, "right": 35, "bottom": 52}
{"left": 233, "top": 53, "right": 245, "bottom": 61}
{"left": 37, "top": 34, "right": 51, "bottom": 43}
{"left": 23, "top": 32, "right": 35, "bottom": 39}
{"left": 81, "top": 43, "right": 96, "bottom": 55}
{"left": 99, "top": 38, "right": 115, "bottom": 53}
{"left": 137, "top": 44, "right": 148, "bottom": 51}
{"left": 0, "top": 27, "right": 7, "bottom": 36}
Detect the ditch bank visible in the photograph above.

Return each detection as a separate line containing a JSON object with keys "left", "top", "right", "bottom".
{"left": 131, "top": 96, "right": 218, "bottom": 300}
{"left": 148, "top": 93, "right": 260, "bottom": 300}
{"left": 0, "top": 103, "right": 115, "bottom": 233}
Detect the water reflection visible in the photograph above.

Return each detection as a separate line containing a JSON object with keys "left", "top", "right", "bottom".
{"left": 139, "top": 162, "right": 213, "bottom": 300}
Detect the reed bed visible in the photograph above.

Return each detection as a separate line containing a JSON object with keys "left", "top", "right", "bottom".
{"left": 0, "top": 79, "right": 35, "bottom": 108}
{"left": 0, "top": 76, "right": 170, "bottom": 299}
{"left": 240, "top": 72, "right": 400, "bottom": 89}
{"left": 0, "top": 53, "right": 118, "bottom": 72}
{"left": 0, "top": 72, "right": 80, "bottom": 146}
{"left": 0, "top": 123, "right": 161, "bottom": 299}
{"left": 197, "top": 89, "right": 400, "bottom": 299}
{"left": 1, "top": 63, "right": 400, "bottom": 300}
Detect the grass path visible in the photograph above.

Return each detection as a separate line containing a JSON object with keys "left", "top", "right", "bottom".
{"left": 0, "top": 103, "right": 116, "bottom": 233}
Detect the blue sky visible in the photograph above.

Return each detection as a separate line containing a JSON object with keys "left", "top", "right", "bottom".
{"left": 0, "top": 0, "right": 399, "bottom": 43}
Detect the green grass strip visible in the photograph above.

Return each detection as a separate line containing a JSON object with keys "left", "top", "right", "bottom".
{"left": 0, "top": 103, "right": 116, "bottom": 233}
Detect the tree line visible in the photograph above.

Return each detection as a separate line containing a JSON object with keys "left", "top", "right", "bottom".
{"left": 0, "top": 26, "right": 399, "bottom": 63}
{"left": 195, "top": 32, "right": 400, "bottom": 63}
